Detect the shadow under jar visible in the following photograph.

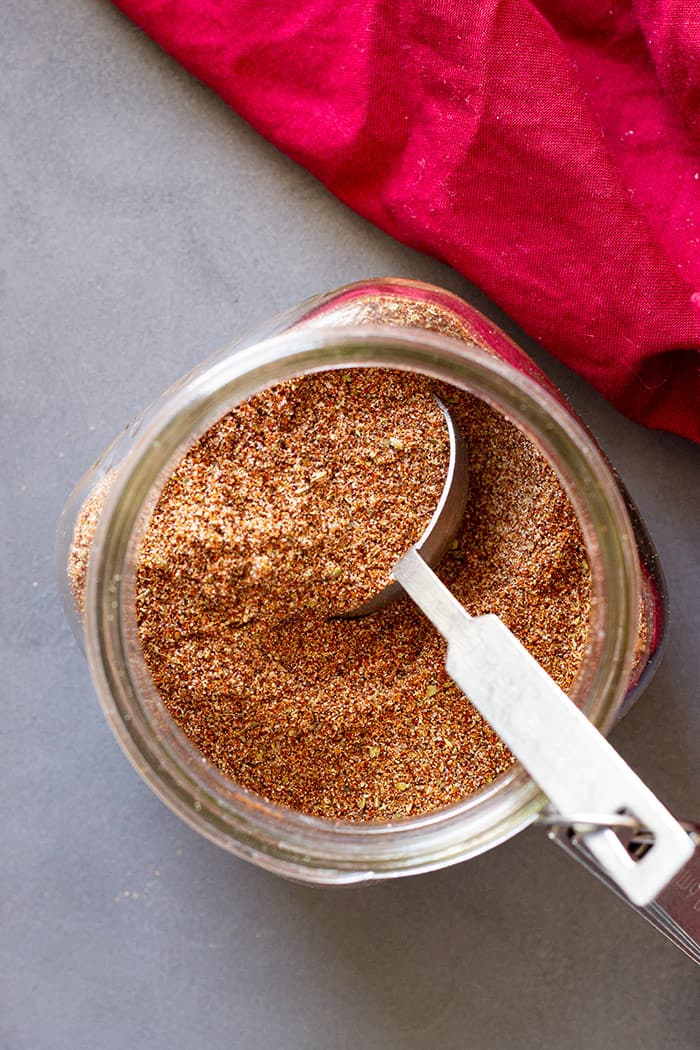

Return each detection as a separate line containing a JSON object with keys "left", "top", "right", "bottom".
{"left": 56, "top": 278, "right": 665, "bottom": 884}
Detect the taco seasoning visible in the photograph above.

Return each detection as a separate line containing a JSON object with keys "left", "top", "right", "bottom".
{"left": 130, "top": 362, "right": 591, "bottom": 822}
{"left": 59, "top": 279, "right": 663, "bottom": 879}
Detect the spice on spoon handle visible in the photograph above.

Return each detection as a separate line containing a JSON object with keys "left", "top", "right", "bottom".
{"left": 392, "top": 546, "right": 694, "bottom": 907}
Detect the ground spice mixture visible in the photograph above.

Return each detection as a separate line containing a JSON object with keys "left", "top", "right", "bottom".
{"left": 132, "top": 352, "right": 592, "bottom": 821}
{"left": 68, "top": 471, "right": 115, "bottom": 615}
{"left": 137, "top": 370, "right": 451, "bottom": 626}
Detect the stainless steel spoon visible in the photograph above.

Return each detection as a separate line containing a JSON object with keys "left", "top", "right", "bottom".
{"left": 345, "top": 396, "right": 469, "bottom": 618}
{"left": 345, "top": 396, "right": 698, "bottom": 960}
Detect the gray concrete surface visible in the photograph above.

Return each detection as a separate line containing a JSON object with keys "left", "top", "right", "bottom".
{"left": 2, "top": 2, "right": 699, "bottom": 1048}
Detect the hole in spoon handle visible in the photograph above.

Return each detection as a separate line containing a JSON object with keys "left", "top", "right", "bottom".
{"left": 392, "top": 548, "right": 694, "bottom": 906}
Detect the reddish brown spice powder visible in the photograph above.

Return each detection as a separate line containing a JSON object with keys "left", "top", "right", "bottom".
{"left": 68, "top": 472, "right": 115, "bottom": 615}
{"left": 133, "top": 364, "right": 592, "bottom": 822}
{"left": 137, "top": 369, "right": 451, "bottom": 626}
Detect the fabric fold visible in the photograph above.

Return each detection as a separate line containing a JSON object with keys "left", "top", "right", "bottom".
{"left": 112, "top": 0, "right": 700, "bottom": 440}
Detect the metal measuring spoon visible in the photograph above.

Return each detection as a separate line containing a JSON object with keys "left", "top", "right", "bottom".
{"left": 344, "top": 396, "right": 469, "bottom": 618}
{"left": 344, "top": 398, "right": 697, "bottom": 948}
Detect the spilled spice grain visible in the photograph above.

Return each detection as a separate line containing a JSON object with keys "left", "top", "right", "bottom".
{"left": 135, "top": 367, "right": 592, "bottom": 821}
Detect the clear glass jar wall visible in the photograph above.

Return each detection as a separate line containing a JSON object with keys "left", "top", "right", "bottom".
{"left": 56, "top": 279, "right": 666, "bottom": 883}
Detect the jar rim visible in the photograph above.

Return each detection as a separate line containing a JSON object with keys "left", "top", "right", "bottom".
{"left": 84, "top": 316, "right": 640, "bottom": 882}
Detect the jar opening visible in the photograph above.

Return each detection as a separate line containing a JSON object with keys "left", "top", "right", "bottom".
{"left": 85, "top": 323, "right": 640, "bottom": 881}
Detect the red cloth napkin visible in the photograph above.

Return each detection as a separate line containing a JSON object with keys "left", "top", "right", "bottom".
{"left": 113, "top": 0, "right": 700, "bottom": 441}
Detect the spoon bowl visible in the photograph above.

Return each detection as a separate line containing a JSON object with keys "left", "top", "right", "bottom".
{"left": 343, "top": 396, "right": 469, "bottom": 618}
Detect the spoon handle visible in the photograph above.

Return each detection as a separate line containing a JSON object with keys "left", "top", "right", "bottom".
{"left": 392, "top": 547, "right": 694, "bottom": 908}
{"left": 544, "top": 817, "right": 700, "bottom": 965}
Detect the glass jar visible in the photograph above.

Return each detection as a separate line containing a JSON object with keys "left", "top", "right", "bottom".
{"left": 56, "top": 278, "right": 666, "bottom": 884}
